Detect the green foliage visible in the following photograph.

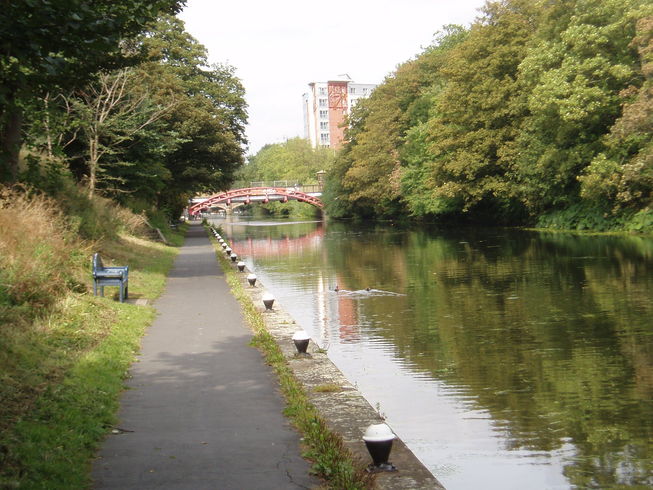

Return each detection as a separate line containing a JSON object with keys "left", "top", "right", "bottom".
{"left": 536, "top": 202, "right": 653, "bottom": 233}
{"left": 322, "top": 156, "right": 358, "bottom": 219}
{"left": 0, "top": 0, "right": 184, "bottom": 182}
{"left": 7, "top": 13, "right": 246, "bottom": 221}
{"left": 61, "top": 68, "right": 179, "bottom": 197}
{"left": 260, "top": 200, "right": 321, "bottom": 219}
{"left": 579, "top": 15, "right": 653, "bottom": 211}
{"left": 45, "top": 15, "right": 248, "bottom": 217}
{"left": 624, "top": 207, "right": 653, "bottom": 232}
{"left": 514, "top": 0, "right": 650, "bottom": 213}
{"left": 335, "top": 27, "right": 469, "bottom": 219}
{"left": 324, "top": 0, "right": 653, "bottom": 233}
{"left": 239, "top": 137, "right": 333, "bottom": 185}
{"left": 536, "top": 202, "right": 616, "bottom": 231}
{"left": 135, "top": 16, "right": 247, "bottom": 214}
{"left": 0, "top": 188, "right": 180, "bottom": 487}
{"left": 421, "top": 2, "right": 534, "bottom": 217}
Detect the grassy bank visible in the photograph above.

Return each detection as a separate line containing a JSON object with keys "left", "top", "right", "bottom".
{"left": 207, "top": 226, "right": 372, "bottom": 489}
{"left": 0, "top": 186, "right": 184, "bottom": 488}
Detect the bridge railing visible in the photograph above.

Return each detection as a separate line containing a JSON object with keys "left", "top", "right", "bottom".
{"left": 230, "top": 181, "right": 322, "bottom": 193}
{"left": 249, "top": 180, "right": 303, "bottom": 188}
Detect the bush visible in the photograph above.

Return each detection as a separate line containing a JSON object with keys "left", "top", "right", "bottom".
{"left": 624, "top": 208, "right": 653, "bottom": 233}
{"left": 536, "top": 202, "right": 653, "bottom": 234}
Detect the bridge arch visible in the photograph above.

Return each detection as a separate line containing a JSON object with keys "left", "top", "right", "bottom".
{"left": 189, "top": 187, "right": 324, "bottom": 216}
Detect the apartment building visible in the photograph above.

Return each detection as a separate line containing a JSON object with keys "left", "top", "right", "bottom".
{"left": 302, "top": 75, "right": 376, "bottom": 149}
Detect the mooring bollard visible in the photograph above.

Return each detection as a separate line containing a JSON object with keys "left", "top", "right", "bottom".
{"left": 237, "top": 261, "right": 246, "bottom": 272}
{"left": 247, "top": 273, "right": 257, "bottom": 287}
{"left": 230, "top": 253, "right": 238, "bottom": 262}
{"left": 262, "top": 292, "right": 275, "bottom": 310}
{"left": 292, "top": 330, "right": 310, "bottom": 353}
{"left": 362, "top": 423, "right": 397, "bottom": 472}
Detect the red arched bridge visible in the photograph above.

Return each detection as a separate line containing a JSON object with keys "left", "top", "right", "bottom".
{"left": 188, "top": 187, "right": 323, "bottom": 216}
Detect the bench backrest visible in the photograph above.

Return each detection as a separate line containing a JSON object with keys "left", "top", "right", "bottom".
{"left": 92, "top": 253, "right": 104, "bottom": 274}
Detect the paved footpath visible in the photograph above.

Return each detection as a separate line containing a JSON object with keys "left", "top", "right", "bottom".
{"left": 93, "top": 223, "right": 319, "bottom": 489}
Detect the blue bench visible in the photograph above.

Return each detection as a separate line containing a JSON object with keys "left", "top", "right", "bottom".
{"left": 92, "top": 253, "right": 129, "bottom": 302}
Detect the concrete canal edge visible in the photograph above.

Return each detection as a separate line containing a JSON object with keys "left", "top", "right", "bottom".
{"left": 230, "top": 263, "right": 445, "bottom": 489}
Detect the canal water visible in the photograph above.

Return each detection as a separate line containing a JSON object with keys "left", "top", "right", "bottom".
{"left": 211, "top": 217, "right": 653, "bottom": 490}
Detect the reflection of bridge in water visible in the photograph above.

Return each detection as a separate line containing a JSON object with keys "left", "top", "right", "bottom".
{"left": 229, "top": 228, "right": 324, "bottom": 257}
{"left": 189, "top": 185, "right": 323, "bottom": 216}
{"left": 222, "top": 222, "right": 360, "bottom": 344}
{"left": 207, "top": 215, "right": 363, "bottom": 345}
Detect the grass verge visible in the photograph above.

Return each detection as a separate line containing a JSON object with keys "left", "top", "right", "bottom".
{"left": 207, "top": 227, "right": 372, "bottom": 489}
{"left": 0, "top": 229, "right": 184, "bottom": 488}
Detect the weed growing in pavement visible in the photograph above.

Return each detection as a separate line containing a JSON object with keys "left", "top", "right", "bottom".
{"left": 314, "top": 383, "right": 342, "bottom": 393}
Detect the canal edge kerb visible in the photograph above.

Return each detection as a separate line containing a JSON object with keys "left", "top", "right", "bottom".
{"left": 212, "top": 234, "right": 445, "bottom": 489}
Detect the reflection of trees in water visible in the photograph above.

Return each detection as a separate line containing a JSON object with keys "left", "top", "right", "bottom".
{"left": 328, "top": 227, "right": 653, "bottom": 487}
{"left": 232, "top": 220, "right": 653, "bottom": 486}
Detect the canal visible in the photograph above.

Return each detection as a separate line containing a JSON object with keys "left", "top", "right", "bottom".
{"left": 211, "top": 217, "right": 653, "bottom": 489}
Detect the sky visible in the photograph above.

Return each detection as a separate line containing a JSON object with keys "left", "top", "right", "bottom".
{"left": 178, "top": 0, "right": 488, "bottom": 156}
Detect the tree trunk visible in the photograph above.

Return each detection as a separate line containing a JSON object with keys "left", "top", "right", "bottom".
{"left": 88, "top": 134, "right": 98, "bottom": 197}
{"left": 0, "top": 102, "right": 23, "bottom": 183}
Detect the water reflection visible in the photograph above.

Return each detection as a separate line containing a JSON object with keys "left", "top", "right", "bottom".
{"left": 214, "top": 218, "right": 653, "bottom": 489}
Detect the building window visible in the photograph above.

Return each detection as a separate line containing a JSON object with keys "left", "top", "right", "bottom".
{"left": 319, "top": 87, "right": 327, "bottom": 95}
{"left": 320, "top": 133, "right": 329, "bottom": 144}
{"left": 319, "top": 98, "right": 327, "bottom": 107}
{"left": 319, "top": 110, "right": 328, "bottom": 119}
{"left": 362, "top": 88, "right": 368, "bottom": 95}
{"left": 349, "top": 87, "right": 356, "bottom": 94}
{"left": 320, "top": 121, "right": 328, "bottom": 130}
{"left": 320, "top": 144, "right": 330, "bottom": 148}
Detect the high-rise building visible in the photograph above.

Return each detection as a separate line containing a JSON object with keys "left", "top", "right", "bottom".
{"left": 302, "top": 75, "right": 376, "bottom": 149}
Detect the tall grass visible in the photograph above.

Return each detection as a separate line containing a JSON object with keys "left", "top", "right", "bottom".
{"left": 0, "top": 184, "right": 184, "bottom": 488}
{"left": 0, "top": 184, "right": 153, "bottom": 325}
{"left": 0, "top": 187, "right": 88, "bottom": 324}
{"left": 54, "top": 180, "right": 149, "bottom": 240}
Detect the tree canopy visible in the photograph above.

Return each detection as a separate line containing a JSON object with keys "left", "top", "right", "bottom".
{"left": 2, "top": 5, "right": 247, "bottom": 219}
{"left": 0, "top": 0, "right": 184, "bottom": 181}
{"left": 325, "top": 0, "right": 653, "bottom": 231}
{"left": 237, "top": 138, "right": 333, "bottom": 185}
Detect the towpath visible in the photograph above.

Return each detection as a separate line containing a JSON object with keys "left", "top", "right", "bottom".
{"left": 92, "top": 223, "right": 319, "bottom": 489}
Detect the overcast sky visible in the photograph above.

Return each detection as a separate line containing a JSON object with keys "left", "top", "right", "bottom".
{"left": 179, "top": 0, "right": 488, "bottom": 155}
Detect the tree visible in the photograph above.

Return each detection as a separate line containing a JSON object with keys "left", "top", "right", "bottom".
{"left": 135, "top": 16, "right": 248, "bottom": 215}
{"left": 417, "top": 0, "right": 535, "bottom": 221}
{"left": 399, "top": 26, "right": 469, "bottom": 218}
{"left": 329, "top": 25, "right": 468, "bottom": 219}
{"left": 239, "top": 137, "right": 334, "bottom": 185}
{"left": 579, "top": 15, "right": 653, "bottom": 212}
{"left": 514, "top": 0, "right": 650, "bottom": 213}
{"left": 0, "top": 0, "right": 183, "bottom": 182}
{"left": 70, "top": 68, "right": 177, "bottom": 196}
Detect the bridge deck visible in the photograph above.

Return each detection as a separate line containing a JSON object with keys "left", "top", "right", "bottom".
{"left": 188, "top": 187, "right": 323, "bottom": 215}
